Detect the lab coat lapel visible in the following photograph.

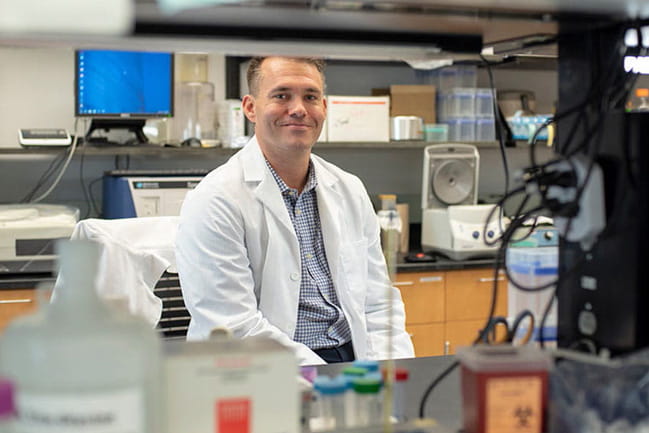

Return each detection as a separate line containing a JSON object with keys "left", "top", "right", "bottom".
{"left": 314, "top": 159, "right": 344, "bottom": 285}
{"left": 241, "top": 138, "right": 295, "bottom": 236}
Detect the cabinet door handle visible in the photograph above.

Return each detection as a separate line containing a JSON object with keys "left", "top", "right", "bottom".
{"left": 0, "top": 299, "right": 33, "bottom": 304}
{"left": 419, "top": 276, "right": 443, "bottom": 283}
{"left": 394, "top": 281, "right": 414, "bottom": 286}
{"left": 444, "top": 341, "right": 450, "bottom": 355}
{"left": 479, "top": 277, "right": 505, "bottom": 283}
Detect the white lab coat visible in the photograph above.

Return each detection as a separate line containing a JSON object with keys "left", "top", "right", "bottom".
{"left": 176, "top": 136, "right": 414, "bottom": 365}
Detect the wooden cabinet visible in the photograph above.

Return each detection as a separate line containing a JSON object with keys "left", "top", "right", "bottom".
{"left": 445, "top": 268, "right": 507, "bottom": 321}
{"left": 406, "top": 322, "right": 445, "bottom": 357}
{"left": 445, "top": 268, "right": 508, "bottom": 354}
{"left": 396, "top": 267, "right": 507, "bottom": 357}
{"left": 396, "top": 272, "right": 445, "bottom": 356}
{"left": 396, "top": 272, "right": 445, "bottom": 324}
{"left": 0, "top": 289, "right": 39, "bottom": 332}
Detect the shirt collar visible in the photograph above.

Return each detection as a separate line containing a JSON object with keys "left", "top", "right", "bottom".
{"left": 265, "top": 159, "right": 318, "bottom": 195}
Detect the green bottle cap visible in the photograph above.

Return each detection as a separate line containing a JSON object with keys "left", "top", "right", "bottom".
{"left": 352, "top": 377, "right": 382, "bottom": 394}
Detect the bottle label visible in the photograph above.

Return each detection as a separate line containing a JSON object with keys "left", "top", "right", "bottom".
{"left": 15, "top": 388, "right": 144, "bottom": 433}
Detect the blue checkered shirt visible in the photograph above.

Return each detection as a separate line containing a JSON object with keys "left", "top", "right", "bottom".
{"left": 265, "top": 160, "right": 352, "bottom": 350}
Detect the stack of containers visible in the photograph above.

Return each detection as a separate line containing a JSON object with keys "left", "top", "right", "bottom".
{"left": 310, "top": 364, "right": 387, "bottom": 430}
{"left": 434, "top": 65, "right": 497, "bottom": 142}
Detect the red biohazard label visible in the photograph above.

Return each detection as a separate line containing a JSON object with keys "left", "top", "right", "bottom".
{"left": 216, "top": 398, "right": 250, "bottom": 433}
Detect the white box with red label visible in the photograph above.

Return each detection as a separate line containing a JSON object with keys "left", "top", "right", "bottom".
{"left": 326, "top": 95, "right": 390, "bottom": 142}
{"left": 163, "top": 337, "right": 299, "bottom": 433}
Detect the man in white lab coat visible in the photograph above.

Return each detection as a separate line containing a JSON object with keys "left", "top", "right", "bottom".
{"left": 176, "top": 56, "right": 414, "bottom": 365}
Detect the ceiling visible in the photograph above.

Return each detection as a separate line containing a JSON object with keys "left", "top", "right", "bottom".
{"left": 1, "top": 0, "right": 647, "bottom": 61}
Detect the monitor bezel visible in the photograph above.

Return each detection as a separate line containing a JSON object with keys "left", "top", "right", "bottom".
{"left": 74, "top": 49, "right": 174, "bottom": 119}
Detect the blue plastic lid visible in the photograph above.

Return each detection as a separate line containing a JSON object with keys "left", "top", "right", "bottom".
{"left": 313, "top": 376, "right": 348, "bottom": 395}
{"left": 362, "top": 372, "right": 384, "bottom": 384}
{"left": 352, "top": 360, "right": 379, "bottom": 372}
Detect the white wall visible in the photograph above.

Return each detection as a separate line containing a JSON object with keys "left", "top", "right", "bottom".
{"left": 0, "top": 47, "right": 76, "bottom": 148}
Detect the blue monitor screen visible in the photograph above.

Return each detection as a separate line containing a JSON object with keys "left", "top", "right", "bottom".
{"left": 76, "top": 50, "right": 173, "bottom": 117}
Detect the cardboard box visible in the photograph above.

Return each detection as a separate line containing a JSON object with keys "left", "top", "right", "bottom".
{"left": 164, "top": 338, "right": 299, "bottom": 433}
{"left": 389, "top": 85, "right": 437, "bottom": 124}
{"left": 326, "top": 95, "right": 390, "bottom": 142}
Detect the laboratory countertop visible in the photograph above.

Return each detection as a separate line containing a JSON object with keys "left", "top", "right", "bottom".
{"left": 396, "top": 256, "right": 497, "bottom": 273}
{"left": 315, "top": 355, "right": 462, "bottom": 432}
{"left": 0, "top": 257, "right": 497, "bottom": 290}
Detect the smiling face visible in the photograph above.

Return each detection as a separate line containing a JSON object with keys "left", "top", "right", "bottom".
{"left": 242, "top": 57, "right": 327, "bottom": 158}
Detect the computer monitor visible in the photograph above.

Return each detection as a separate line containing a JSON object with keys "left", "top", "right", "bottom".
{"left": 75, "top": 49, "right": 174, "bottom": 144}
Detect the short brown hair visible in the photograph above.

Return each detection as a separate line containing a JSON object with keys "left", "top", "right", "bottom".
{"left": 246, "top": 56, "right": 326, "bottom": 96}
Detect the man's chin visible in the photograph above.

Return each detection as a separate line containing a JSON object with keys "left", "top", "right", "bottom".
{"left": 286, "top": 135, "right": 317, "bottom": 149}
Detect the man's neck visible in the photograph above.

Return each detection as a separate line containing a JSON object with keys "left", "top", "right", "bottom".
{"left": 264, "top": 150, "right": 311, "bottom": 192}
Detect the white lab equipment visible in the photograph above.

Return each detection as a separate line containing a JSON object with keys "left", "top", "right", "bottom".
{"left": 0, "top": 240, "right": 162, "bottom": 433}
{"left": 507, "top": 226, "right": 559, "bottom": 343}
{"left": 0, "top": 204, "right": 78, "bottom": 274}
{"left": 164, "top": 338, "right": 299, "bottom": 433}
{"left": 421, "top": 144, "right": 502, "bottom": 260}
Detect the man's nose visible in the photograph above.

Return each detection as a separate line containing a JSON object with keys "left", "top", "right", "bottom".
{"left": 288, "top": 99, "right": 306, "bottom": 117}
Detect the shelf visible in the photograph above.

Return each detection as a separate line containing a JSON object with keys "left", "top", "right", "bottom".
{"left": 0, "top": 140, "right": 505, "bottom": 157}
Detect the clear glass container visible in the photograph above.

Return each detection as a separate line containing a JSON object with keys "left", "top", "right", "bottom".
{"left": 377, "top": 194, "right": 402, "bottom": 282}
{"left": 0, "top": 240, "right": 162, "bottom": 433}
{"left": 173, "top": 81, "right": 217, "bottom": 143}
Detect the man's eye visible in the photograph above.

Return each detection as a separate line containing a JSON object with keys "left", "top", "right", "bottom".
{"left": 273, "top": 94, "right": 287, "bottom": 99}
{"left": 306, "top": 95, "right": 318, "bottom": 101}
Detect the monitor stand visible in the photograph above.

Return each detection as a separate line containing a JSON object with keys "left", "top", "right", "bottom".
{"left": 84, "top": 119, "right": 149, "bottom": 146}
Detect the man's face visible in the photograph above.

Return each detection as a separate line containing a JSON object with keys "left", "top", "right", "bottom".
{"left": 242, "top": 57, "right": 327, "bottom": 154}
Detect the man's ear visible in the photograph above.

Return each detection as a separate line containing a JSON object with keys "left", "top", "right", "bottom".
{"left": 242, "top": 94, "right": 256, "bottom": 123}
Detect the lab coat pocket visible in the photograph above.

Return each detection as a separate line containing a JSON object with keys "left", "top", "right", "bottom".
{"left": 340, "top": 238, "right": 368, "bottom": 309}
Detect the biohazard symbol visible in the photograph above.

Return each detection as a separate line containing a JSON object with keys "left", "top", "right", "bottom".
{"left": 514, "top": 405, "right": 534, "bottom": 428}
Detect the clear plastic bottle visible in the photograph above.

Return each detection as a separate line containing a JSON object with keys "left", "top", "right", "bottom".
{"left": 0, "top": 240, "right": 161, "bottom": 433}
{"left": 377, "top": 194, "right": 402, "bottom": 282}
{"left": 340, "top": 367, "right": 367, "bottom": 427}
{"left": 312, "top": 376, "right": 347, "bottom": 431}
{"left": 384, "top": 367, "right": 409, "bottom": 423}
{"left": 351, "top": 376, "right": 384, "bottom": 427}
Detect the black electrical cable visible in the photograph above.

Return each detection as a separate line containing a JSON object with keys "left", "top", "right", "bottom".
{"left": 20, "top": 149, "right": 68, "bottom": 203}
{"left": 480, "top": 54, "right": 510, "bottom": 195}
{"left": 88, "top": 177, "right": 103, "bottom": 217}
{"left": 418, "top": 360, "right": 460, "bottom": 418}
{"left": 79, "top": 146, "right": 92, "bottom": 219}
